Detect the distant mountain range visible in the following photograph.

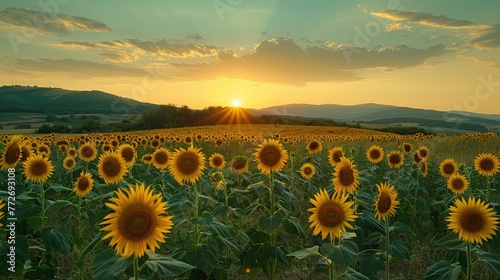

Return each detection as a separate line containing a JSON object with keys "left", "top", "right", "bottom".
{"left": 2, "top": 86, "right": 499, "bottom": 133}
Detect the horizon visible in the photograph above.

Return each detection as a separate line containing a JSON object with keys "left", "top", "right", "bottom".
{"left": 1, "top": 1, "right": 500, "bottom": 114}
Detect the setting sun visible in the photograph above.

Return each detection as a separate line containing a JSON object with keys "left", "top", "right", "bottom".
{"left": 232, "top": 100, "right": 242, "bottom": 107}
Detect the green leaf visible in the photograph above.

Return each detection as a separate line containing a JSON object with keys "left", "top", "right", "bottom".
{"left": 361, "top": 232, "right": 383, "bottom": 246}
{"left": 41, "top": 227, "right": 72, "bottom": 255}
{"left": 282, "top": 216, "right": 307, "bottom": 239}
{"left": 77, "top": 232, "right": 103, "bottom": 264}
{"left": 246, "top": 228, "right": 270, "bottom": 244}
{"left": 476, "top": 249, "right": 500, "bottom": 275}
{"left": 287, "top": 246, "right": 321, "bottom": 260}
{"left": 92, "top": 249, "right": 133, "bottom": 280}
{"left": 185, "top": 242, "right": 219, "bottom": 275}
{"left": 145, "top": 252, "right": 194, "bottom": 277}
{"left": 272, "top": 246, "right": 289, "bottom": 265}
{"left": 388, "top": 239, "right": 410, "bottom": 260}
{"left": 321, "top": 240, "right": 359, "bottom": 268}
{"left": 436, "top": 233, "right": 467, "bottom": 250}
{"left": 47, "top": 183, "right": 72, "bottom": 192}
{"left": 424, "top": 260, "right": 461, "bottom": 280}
{"left": 242, "top": 242, "right": 273, "bottom": 269}
{"left": 346, "top": 267, "right": 370, "bottom": 280}
{"left": 259, "top": 211, "right": 285, "bottom": 233}
{"left": 358, "top": 252, "right": 384, "bottom": 274}
{"left": 390, "top": 222, "right": 414, "bottom": 235}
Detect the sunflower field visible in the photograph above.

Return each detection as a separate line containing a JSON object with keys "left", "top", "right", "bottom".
{"left": 0, "top": 124, "right": 499, "bottom": 280}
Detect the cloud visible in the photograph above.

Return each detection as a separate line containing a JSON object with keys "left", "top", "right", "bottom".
{"left": 371, "top": 10, "right": 479, "bottom": 29}
{"left": 0, "top": 8, "right": 111, "bottom": 34}
{"left": 54, "top": 39, "right": 219, "bottom": 62}
{"left": 174, "top": 38, "right": 447, "bottom": 86}
{"left": 372, "top": 10, "right": 500, "bottom": 49}
{"left": 14, "top": 58, "right": 147, "bottom": 77}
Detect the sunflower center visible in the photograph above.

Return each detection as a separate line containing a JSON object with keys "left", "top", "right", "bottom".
{"left": 233, "top": 159, "right": 246, "bottom": 170}
{"left": 460, "top": 211, "right": 484, "bottom": 233}
{"left": 403, "top": 145, "right": 412, "bottom": 153}
{"left": 119, "top": 204, "right": 155, "bottom": 241}
{"left": 451, "top": 178, "right": 464, "bottom": 190}
{"left": 333, "top": 151, "right": 342, "bottom": 163}
{"left": 31, "top": 161, "right": 47, "bottom": 176}
{"left": 39, "top": 146, "right": 49, "bottom": 154}
{"left": 259, "top": 146, "right": 281, "bottom": 167}
{"left": 77, "top": 177, "right": 90, "bottom": 191}
{"left": 480, "top": 159, "right": 494, "bottom": 171}
{"left": 389, "top": 154, "right": 402, "bottom": 165}
{"left": 121, "top": 147, "right": 135, "bottom": 162}
{"left": 212, "top": 157, "right": 223, "bottom": 167}
{"left": 81, "top": 146, "right": 94, "bottom": 158}
{"left": 5, "top": 143, "right": 20, "bottom": 164}
{"left": 338, "top": 166, "right": 354, "bottom": 186}
{"left": 377, "top": 193, "right": 392, "bottom": 214}
{"left": 303, "top": 166, "right": 313, "bottom": 176}
{"left": 177, "top": 153, "right": 199, "bottom": 175}
{"left": 419, "top": 149, "right": 428, "bottom": 158}
{"left": 151, "top": 140, "right": 160, "bottom": 148}
{"left": 413, "top": 153, "right": 422, "bottom": 163}
{"left": 65, "top": 159, "right": 75, "bottom": 168}
{"left": 443, "top": 163, "right": 456, "bottom": 175}
{"left": 369, "top": 149, "right": 381, "bottom": 159}
{"left": 309, "top": 142, "right": 319, "bottom": 151}
{"left": 103, "top": 157, "right": 121, "bottom": 176}
{"left": 155, "top": 151, "right": 168, "bottom": 164}
{"left": 318, "top": 202, "right": 344, "bottom": 227}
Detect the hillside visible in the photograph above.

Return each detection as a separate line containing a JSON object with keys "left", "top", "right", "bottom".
{"left": 0, "top": 86, "right": 158, "bottom": 114}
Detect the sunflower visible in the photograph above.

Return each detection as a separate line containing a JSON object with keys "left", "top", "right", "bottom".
{"left": 332, "top": 157, "right": 360, "bottom": 194}
{"left": 387, "top": 151, "right": 404, "bottom": 168}
{"left": 210, "top": 171, "right": 225, "bottom": 190}
{"left": 366, "top": 145, "right": 384, "bottom": 164}
{"left": 439, "top": 158, "right": 458, "bottom": 177}
{"left": 142, "top": 154, "right": 153, "bottom": 165}
{"left": 78, "top": 143, "right": 98, "bottom": 162}
{"left": 100, "top": 183, "right": 174, "bottom": 258}
{"left": 73, "top": 171, "right": 94, "bottom": 196}
{"left": 98, "top": 152, "right": 127, "bottom": 184}
{"left": 0, "top": 199, "right": 5, "bottom": 227}
{"left": 152, "top": 148, "right": 170, "bottom": 170}
{"left": 306, "top": 141, "right": 323, "bottom": 154}
{"left": 402, "top": 143, "right": 413, "bottom": 154}
{"left": 209, "top": 153, "right": 226, "bottom": 169}
{"left": 37, "top": 144, "right": 51, "bottom": 157}
{"left": 19, "top": 144, "right": 34, "bottom": 163}
{"left": 446, "top": 197, "right": 499, "bottom": 244}
{"left": 300, "top": 163, "right": 316, "bottom": 179}
{"left": 328, "top": 147, "right": 343, "bottom": 166}
{"left": 447, "top": 173, "right": 469, "bottom": 195}
{"left": 22, "top": 155, "right": 54, "bottom": 183}
{"left": 308, "top": 188, "right": 358, "bottom": 240}
{"left": 169, "top": 146, "right": 206, "bottom": 185}
{"left": 215, "top": 139, "right": 224, "bottom": 146}
{"left": 117, "top": 144, "right": 137, "bottom": 167}
{"left": 67, "top": 147, "right": 77, "bottom": 157}
{"left": 474, "top": 153, "right": 500, "bottom": 177}
{"left": 253, "top": 139, "right": 289, "bottom": 175}
{"left": 374, "top": 182, "right": 399, "bottom": 222}
{"left": 413, "top": 152, "right": 422, "bottom": 164}
{"left": 0, "top": 135, "right": 22, "bottom": 169}
{"left": 417, "top": 146, "right": 429, "bottom": 160}
{"left": 63, "top": 156, "right": 76, "bottom": 171}
{"left": 230, "top": 156, "right": 248, "bottom": 174}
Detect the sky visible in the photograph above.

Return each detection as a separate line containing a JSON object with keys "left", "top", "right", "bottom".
{"left": 1, "top": 0, "right": 500, "bottom": 114}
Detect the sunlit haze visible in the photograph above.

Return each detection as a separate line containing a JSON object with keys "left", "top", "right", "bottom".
{"left": 1, "top": 1, "right": 500, "bottom": 114}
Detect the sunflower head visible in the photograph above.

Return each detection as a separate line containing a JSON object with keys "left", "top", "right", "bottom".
{"left": 230, "top": 156, "right": 248, "bottom": 174}
{"left": 306, "top": 141, "right": 322, "bottom": 154}
{"left": 474, "top": 153, "right": 500, "bottom": 177}
{"left": 117, "top": 144, "right": 137, "bottom": 167}
{"left": 73, "top": 171, "right": 94, "bottom": 196}
{"left": 63, "top": 156, "right": 76, "bottom": 171}
{"left": 0, "top": 135, "right": 23, "bottom": 169}
{"left": 300, "top": 163, "right": 316, "bottom": 179}
{"left": 402, "top": 143, "right": 413, "bottom": 154}
{"left": 100, "top": 183, "right": 174, "bottom": 258}
{"left": 374, "top": 182, "right": 400, "bottom": 222}
{"left": 446, "top": 197, "right": 499, "bottom": 244}
{"left": 142, "top": 154, "right": 153, "bottom": 165}
{"left": 417, "top": 146, "right": 429, "bottom": 160}
{"left": 332, "top": 156, "right": 360, "bottom": 194}
{"left": 22, "top": 155, "right": 54, "bottom": 183}
{"left": 308, "top": 189, "right": 358, "bottom": 240}
{"left": 209, "top": 153, "right": 226, "bottom": 169}
{"left": 0, "top": 199, "right": 5, "bottom": 227}
{"left": 328, "top": 147, "right": 343, "bottom": 166}
{"left": 387, "top": 151, "right": 404, "bottom": 168}
{"left": 210, "top": 171, "right": 225, "bottom": 190}
{"left": 78, "top": 143, "right": 98, "bottom": 162}
{"left": 447, "top": 173, "right": 469, "bottom": 195}
{"left": 98, "top": 151, "right": 127, "bottom": 184}
{"left": 366, "top": 145, "right": 384, "bottom": 164}
{"left": 439, "top": 158, "right": 458, "bottom": 177}
{"left": 253, "top": 139, "right": 289, "bottom": 175}
{"left": 67, "top": 147, "right": 77, "bottom": 157}
{"left": 152, "top": 148, "right": 170, "bottom": 170}
{"left": 169, "top": 146, "right": 206, "bottom": 186}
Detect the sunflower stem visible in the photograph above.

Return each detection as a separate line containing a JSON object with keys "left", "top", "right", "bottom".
{"left": 193, "top": 184, "right": 200, "bottom": 245}
{"left": 77, "top": 195, "right": 83, "bottom": 240}
{"left": 269, "top": 173, "right": 277, "bottom": 280}
{"left": 384, "top": 218, "right": 390, "bottom": 280}
{"left": 40, "top": 182, "right": 46, "bottom": 229}
{"left": 466, "top": 242, "right": 472, "bottom": 280}
{"left": 224, "top": 184, "right": 229, "bottom": 225}
{"left": 133, "top": 257, "right": 140, "bottom": 280}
